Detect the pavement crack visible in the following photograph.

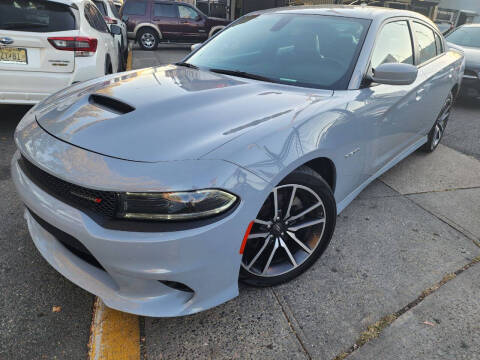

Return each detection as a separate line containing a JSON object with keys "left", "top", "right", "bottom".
{"left": 406, "top": 195, "right": 480, "bottom": 249}
{"left": 381, "top": 181, "right": 480, "bottom": 249}
{"left": 401, "top": 185, "right": 480, "bottom": 196}
{"left": 332, "top": 255, "right": 480, "bottom": 360}
{"left": 271, "top": 288, "right": 312, "bottom": 360}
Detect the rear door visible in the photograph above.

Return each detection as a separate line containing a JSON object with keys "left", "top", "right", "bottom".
{"left": 411, "top": 21, "right": 454, "bottom": 135}
{"left": 84, "top": 1, "right": 118, "bottom": 72}
{"left": 177, "top": 4, "right": 208, "bottom": 43}
{"left": 0, "top": 0, "right": 78, "bottom": 73}
{"left": 152, "top": 2, "right": 180, "bottom": 41}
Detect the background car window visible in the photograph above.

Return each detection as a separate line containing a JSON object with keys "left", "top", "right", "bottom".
{"left": 153, "top": 4, "right": 177, "bottom": 18}
{"left": 178, "top": 5, "right": 199, "bottom": 19}
{"left": 122, "top": 1, "right": 146, "bottom": 16}
{"left": 446, "top": 27, "right": 480, "bottom": 48}
{"left": 434, "top": 33, "right": 444, "bottom": 54}
{"left": 413, "top": 22, "right": 437, "bottom": 64}
{"left": 0, "top": 0, "right": 76, "bottom": 32}
{"left": 85, "top": 3, "right": 109, "bottom": 33}
{"left": 93, "top": 0, "right": 108, "bottom": 16}
{"left": 186, "top": 14, "right": 370, "bottom": 90}
{"left": 84, "top": 3, "right": 97, "bottom": 28}
{"left": 371, "top": 21, "right": 413, "bottom": 70}
{"left": 108, "top": 0, "right": 121, "bottom": 18}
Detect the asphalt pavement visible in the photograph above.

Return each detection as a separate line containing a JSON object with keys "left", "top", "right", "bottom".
{"left": 0, "top": 46, "right": 479, "bottom": 359}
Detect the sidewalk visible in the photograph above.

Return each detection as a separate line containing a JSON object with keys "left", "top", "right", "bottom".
{"left": 129, "top": 48, "right": 480, "bottom": 359}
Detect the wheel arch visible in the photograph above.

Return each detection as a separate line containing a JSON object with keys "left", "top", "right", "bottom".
{"left": 208, "top": 25, "right": 225, "bottom": 38}
{"left": 134, "top": 23, "right": 163, "bottom": 39}
{"left": 302, "top": 157, "right": 337, "bottom": 192}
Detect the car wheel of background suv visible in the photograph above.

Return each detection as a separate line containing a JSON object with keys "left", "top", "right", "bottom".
{"left": 137, "top": 28, "right": 159, "bottom": 50}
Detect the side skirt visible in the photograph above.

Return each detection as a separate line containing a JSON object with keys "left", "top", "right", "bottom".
{"left": 336, "top": 136, "right": 428, "bottom": 214}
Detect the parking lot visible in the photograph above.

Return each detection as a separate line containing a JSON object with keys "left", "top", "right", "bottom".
{"left": 1, "top": 46, "right": 480, "bottom": 360}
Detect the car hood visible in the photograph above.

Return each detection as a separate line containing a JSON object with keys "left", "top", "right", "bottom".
{"left": 34, "top": 66, "right": 333, "bottom": 162}
{"left": 448, "top": 42, "right": 480, "bottom": 69}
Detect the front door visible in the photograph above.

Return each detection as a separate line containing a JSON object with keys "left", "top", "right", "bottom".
{"left": 177, "top": 4, "right": 209, "bottom": 43}
{"left": 152, "top": 2, "right": 180, "bottom": 41}
{"left": 411, "top": 21, "right": 455, "bottom": 136}
{"left": 362, "top": 19, "right": 426, "bottom": 175}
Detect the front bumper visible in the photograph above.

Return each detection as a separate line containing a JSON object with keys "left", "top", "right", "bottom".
{"left": 11, "top": 122, "right": 268, "bottom": 316}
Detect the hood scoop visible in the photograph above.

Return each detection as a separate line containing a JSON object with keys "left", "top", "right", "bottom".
{"left": 89, "top": 94, "right": 135, "bottom": 115}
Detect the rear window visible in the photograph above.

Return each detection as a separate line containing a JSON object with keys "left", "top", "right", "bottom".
{"left": 0, "top": 0, "right": 76, "bottom": 32}
{"left": 108, "top": 0, "right": 121, "bottom": 18}
{"left": 122, "top": 1, "right": 146, "bottom": 16}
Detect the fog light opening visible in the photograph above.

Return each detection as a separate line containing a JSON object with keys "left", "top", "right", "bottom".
{"left": 158, "top": 280, "right": 194, "bottom": 293}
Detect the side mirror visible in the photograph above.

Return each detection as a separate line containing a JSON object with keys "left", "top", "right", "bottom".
{"left": 191, "top": 43, "right": 202, "bottom": 52}
{"left": 110, "top": 24, "right": 122, "bottom": 36}
{"left": 121, "top": 15, "right": 129, "bottom": 23}
{"left": 371, "top": 63, "right": 418, "bottom": 86}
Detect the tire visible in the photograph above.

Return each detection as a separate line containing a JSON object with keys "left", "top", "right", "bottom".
{"left": 105, "top": 57, "right": 112, "bottom": 75}
{"left": 422, "top": 91, "right": 453, "bottom": 153}
{"left": 240, "top": 166, "right": 336, "bottom": 287}
{"left": 137, "top": 28, "right": 159, "bottom": 51}
{"left": 118, "top": 44, "right": 125, "bottom": 72}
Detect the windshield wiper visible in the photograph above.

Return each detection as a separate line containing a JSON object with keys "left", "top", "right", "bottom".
{"left": 175, "top": 62, "right": 199, "bottom": 69}
{"left": 209, "top": 68, "right": 279, "bottom": 84}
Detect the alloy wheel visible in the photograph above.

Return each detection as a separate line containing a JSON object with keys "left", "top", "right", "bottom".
{"left": 140, "top": 32, "right": 156, "bottom": 49}
{"left": 432, "top": 93, "right": 453, "bottom": 148}
{"left": 241, "top": 184, "right": 326, "bottom": 277}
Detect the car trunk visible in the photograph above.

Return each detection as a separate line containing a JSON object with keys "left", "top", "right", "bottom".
{"left": 0, "top": 0, "right": 78, "bottom": 73}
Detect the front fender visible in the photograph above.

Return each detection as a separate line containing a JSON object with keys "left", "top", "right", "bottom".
{"left": 203, "top": 91, "right": 363, "bottom": 207}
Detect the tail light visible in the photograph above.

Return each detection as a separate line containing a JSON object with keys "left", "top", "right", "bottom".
{"left": 47, "top": 37, "right": 98, "bottom": 57}
{"left": 104, "top": 16, "right": 118, "bottom": 24}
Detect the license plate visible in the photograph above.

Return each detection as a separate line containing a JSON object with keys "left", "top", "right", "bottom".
{"left": 0, "top": 47, "right": 27, "bottom": 64}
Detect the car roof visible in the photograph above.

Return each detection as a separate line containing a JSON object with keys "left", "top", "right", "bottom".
{"left": 251, "top": 5, "right": 434, "bottom": 23}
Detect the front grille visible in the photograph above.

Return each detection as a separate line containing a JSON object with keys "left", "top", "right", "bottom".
{"left": 29, "top": 210, "right": 104, "bottom": 270}
{"left": 19, "top": 155, "right": 118, "bottom": 219}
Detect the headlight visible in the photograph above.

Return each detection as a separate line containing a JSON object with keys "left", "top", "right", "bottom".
{"left": 117, "top": 189, "right": 237, "bottom": 221}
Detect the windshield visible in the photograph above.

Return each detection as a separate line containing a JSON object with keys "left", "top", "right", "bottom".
{"left": 446, "top": 26, "right": 480, "bottom": 48}
{"left": 185, "top": 13, "right": 370, "bottom": 90}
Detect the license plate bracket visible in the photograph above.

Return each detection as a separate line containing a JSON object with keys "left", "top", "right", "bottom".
{"left": 0, "top": 47, "right": 28, "bottom": 64}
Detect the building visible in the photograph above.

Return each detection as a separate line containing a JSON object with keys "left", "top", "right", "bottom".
{"left": 437, "top": 0, "right": 479, "bottom": 26}
{"left": 194, "top": 0, "right": 464, "bottom": 21}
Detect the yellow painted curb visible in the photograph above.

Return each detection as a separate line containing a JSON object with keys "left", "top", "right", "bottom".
{"left": 126, "top": 48, "right": 133, "bottom": 71}
{"left": 88, "top": 297, "right": 140, "bottom": 360}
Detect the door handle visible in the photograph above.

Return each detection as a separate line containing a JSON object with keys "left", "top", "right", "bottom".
{"left": 180, "top": 19, "right": 188, "bottom": 23}
{"left": 416, "top": 88, "right": 425, "bottom": 101}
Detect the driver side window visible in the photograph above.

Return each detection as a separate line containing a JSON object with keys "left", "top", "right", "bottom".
{"left": 178, "top": 5, "right": 198, "bottom": 20}
{"left": 371, "top": 20, "right": 414, "bottom": 70}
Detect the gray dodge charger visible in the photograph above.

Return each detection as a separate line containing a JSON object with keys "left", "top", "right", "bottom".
{"left": 12, "top": 6, "right": 464, "bottom": 316}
